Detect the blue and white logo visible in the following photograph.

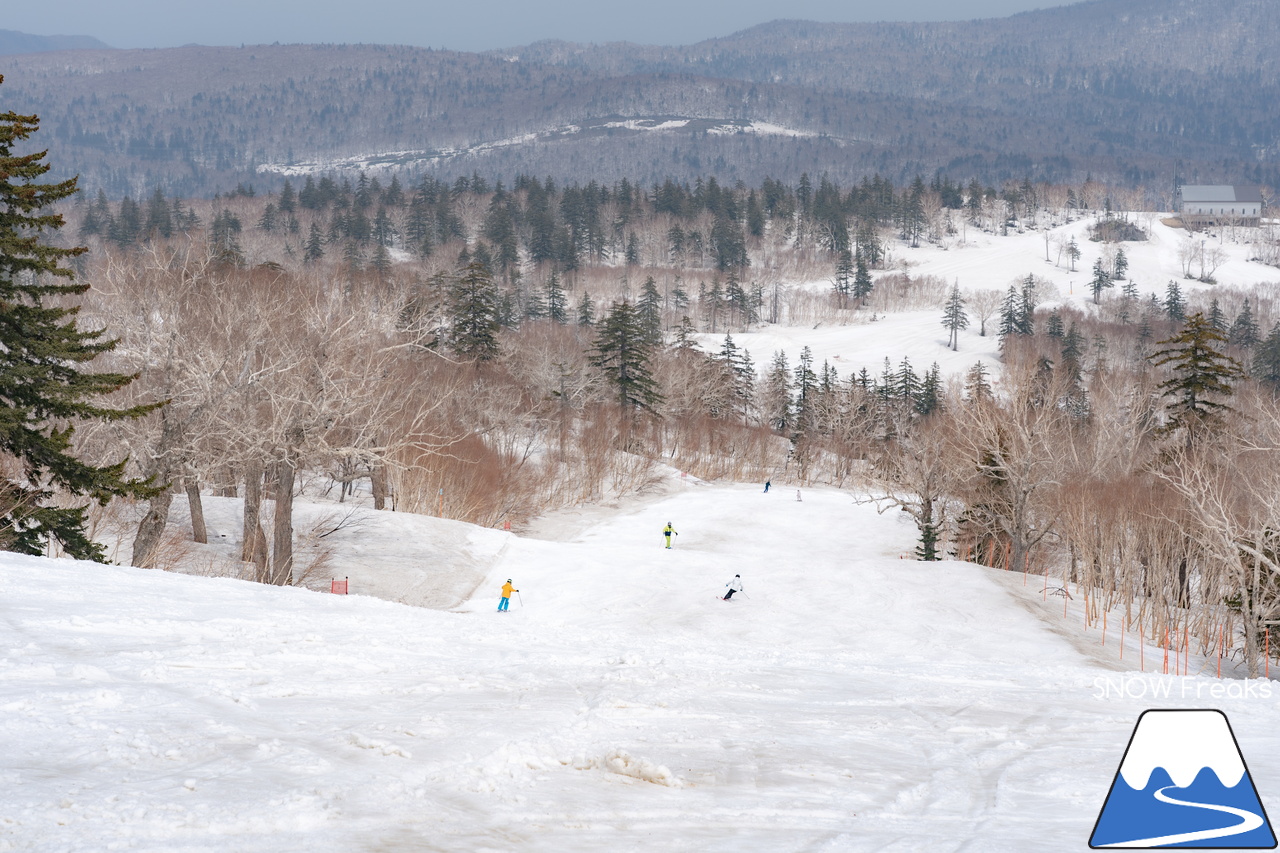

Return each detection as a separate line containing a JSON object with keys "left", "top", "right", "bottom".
{"left": 1091, "top": 709, "right": 1276, "bottom": 848}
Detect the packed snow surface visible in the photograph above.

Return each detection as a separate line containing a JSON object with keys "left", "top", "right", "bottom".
{"left": 4, "top": 481, "right": 1279, "bottom": 851}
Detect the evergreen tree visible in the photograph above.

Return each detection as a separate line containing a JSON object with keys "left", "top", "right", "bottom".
{"left": 448, "top": 260, "right": 501, "bottom": 361}
{"left": 833, "top": 248, "right": 853, "bottom": 309}
{"left": 373, "top": 207, "right": 395, "bottom": 247}
{"left": 900, "top": 176, "right": 926, "bottom": 247}
{"left": 724, "top": 269, "right": 756, "bottom": 330}
{"left": 278, "top": 179, "right": 297, "bottom": 213}
{"left": 1089, "top": 258, "right": 1113, "bottom": 304}
{"left": 1149, "top": 313, "right": 1244, "bottom": 446}
{"left": 671, "top": 281, "right": 689, "bottom": 312}
{"left": 1255, "top": 323, "right": 1280, "bottom": 388}
{"left": 941, "top": 283, "right": 969, "bottom": 350}
{"left": 341, "top": 240, "right": 364, "bottom": 274}
{"left": 896, "top": 357, "right": 921, "bottom": 404}
{"left": 0, "top": 84, "right": 157, "bottom": 559}
{"left": 144, "top": 187, "right": 172, "bottom": 238}
{"left": 792, "top": 346, "right": 819, "bottom": 437}
{"left": 965, "top": 361, "right": 993, "bottom": 402}
{"left": 1230, "top": 299, "right": 1260, "bottom": 349}
{"left": 1045, "top": 309, "right": 1065, "bottom": 339}
{"left": 1137, "top": 311, "right": 1154, "bottom": 351}
{"left": 303, "top": 222, "right": 325, "bottom": 263}
{"left": 672, "top": 316, "right": 698, "bottom": 355}
{"left": 256, "top": 202, "right": 278, "bottom": 233}
{"left": 371, "top": 242, "right": 392, "bottom": 277}
{"left": 589, "top": 300, "right": 662, "bottom": 412}
{"left": 110, "top": 196, "right": 142, "bottom": 246}
{"left": 79, "top": 188, "right": 112, "bottom": 238}
{"left": 998, "top": 284, "right": 1020, "bottom": 345}
{"left": 543, "top": 271, "right": 568, "bottom": 324}
{"left": 852, "top": 249, "right": 873, "bottom": 301}
{"left": 1110, "top": 279, "right": 1136, "bottom": 324}
{"left": 210, "top": 209, "right": 243, "bottom": 265}
{"left": 1112, "top": 246, "right": 1128, "bottom": 280}
{"left": 762, "top": 351, "right": 792, "bottom": 433}
{"left": 1061, "top": 323, "right": 1085, "bottom": 376}
{"left": 916, "top": 363, "right": 943, "bottom": 416}
{"left": 1018, "top": 275, "right": 1037, "bottom": 335}
{"left": 637, "top": 276, "right": 663, "bottom": 346}
{"left": 1207, "top": 298, "right": 1226, "bottom": 331}
{"left": 1164, "top": 280, "right": 1186, "bottom": 323}
{"left": 716, "top": 334, "right": 755, "bottom": 421}
{"left": 576, "top": 292, "right": 596, "bottom": 327}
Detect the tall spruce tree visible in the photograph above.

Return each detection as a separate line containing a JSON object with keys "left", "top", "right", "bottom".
{"left": 589, "top": 300, "right": 662, "bottom": 412}
{"left": 833, "top": 248, "right": 853, "bottom": 309}
{"left": 791, "top": 346, "right": 819, "bottom": 438}
{"left": 852, "top": 249, "right": 873, "bottom": 301}
{"left": 447, "top": 260, "right": 501, "bottom": 361}
{"left": 1089, "top": 258, "right": 1113, "bottom": 304}
{"left": 941, "top": 283, "right": 968, "bottom": 350}
{"left": 1230, "top": 299, "right": 1260, "bottom": 350}
{"left": 1255, "top": 323, "right": 1280, "bottom": 389}
{"left": 637, "top": 276, "right": 663, "bottom": 346}
{"left": 0, "top": 81, "right": 157, "bottom": 559}
{"left": 762, "top": 351, "right": 792, "bottom": 433}
{"left": 543, "top": 271, "right": 568, "bottom": 324}
{"left": 1164, "top": 280, "right": 1186, "bottom": 323}
{"left": 1149, "top": 313, "right": 1244, "bottom": 447}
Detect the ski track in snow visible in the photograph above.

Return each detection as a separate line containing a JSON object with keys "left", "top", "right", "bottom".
{"left": 4, "top": 483, "right": 1279, "bottom": 851}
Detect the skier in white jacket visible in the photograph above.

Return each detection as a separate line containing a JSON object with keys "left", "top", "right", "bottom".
{"left": 722, "top": 574, "right": 744, "bottom": 600}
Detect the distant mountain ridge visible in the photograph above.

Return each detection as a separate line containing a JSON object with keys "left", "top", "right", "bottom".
{"left": 2, "top": 0, "right": 1278, "bottom": 196}
{"left": 0, "top": 29, "right": 112, "bottom": 56}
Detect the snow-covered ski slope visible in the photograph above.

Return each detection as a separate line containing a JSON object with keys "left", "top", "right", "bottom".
{"left": 4, "top": 480, "right": 1279, "bottom": 852}
{"left": 698, "top": 215, "right": 1279, "bottom": 382}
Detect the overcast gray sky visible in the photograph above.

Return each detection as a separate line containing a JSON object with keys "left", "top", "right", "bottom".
{"left": 14, "top": 0, "right": 1081, "bottom": 52}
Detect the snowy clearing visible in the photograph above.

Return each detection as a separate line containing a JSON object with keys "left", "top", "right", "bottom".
{"left": 698, "top": 214, "right": 1280, "bottom": 383}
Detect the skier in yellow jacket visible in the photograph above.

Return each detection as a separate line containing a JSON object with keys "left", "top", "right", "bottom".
{"left": 663, "top": 522, "right": 678, "bottom": 549}
{"left": 498, "top": 579, "right": 518, "bottom": 612}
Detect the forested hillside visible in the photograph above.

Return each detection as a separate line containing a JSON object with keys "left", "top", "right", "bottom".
{"left": 4, "top": 0, "right": 1279, "bottom": 196}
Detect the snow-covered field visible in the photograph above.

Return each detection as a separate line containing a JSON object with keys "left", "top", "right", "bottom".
{"left": 4, "top": 479, "right": 1278, "bottom": 852}
{"left": 700, "top": 215, "right": 1280, "bottom": 382}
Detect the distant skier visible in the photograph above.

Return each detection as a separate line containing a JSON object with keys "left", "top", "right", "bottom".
{"left": 663, "top": 522, "right": 678, "bottom": 549}
{"left": 764, "top": 480, "right": 771, "bottom": 493}
{"left": 722, "top": 574, "right": 743, "bottom": 600}
{"left": 498, "top": 578, "right": 519, "bottom": 612}
{"left": 796, "top": 489, "right": 802, "bottom": 502}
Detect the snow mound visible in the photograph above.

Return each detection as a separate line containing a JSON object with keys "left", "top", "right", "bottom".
{"left": 597, "top": 749, "right": 684, "bottom": 788}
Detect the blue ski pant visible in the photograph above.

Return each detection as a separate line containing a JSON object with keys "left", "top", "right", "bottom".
{"left": 498, "top": 596, "right": 510, "bottom": 611}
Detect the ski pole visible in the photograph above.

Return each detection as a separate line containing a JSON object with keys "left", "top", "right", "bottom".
{"left": 517, "top": 590, "right": 523, "bottom": 608}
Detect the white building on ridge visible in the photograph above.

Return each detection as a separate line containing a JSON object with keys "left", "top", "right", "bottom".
{"left": 1176, "top": 184, "right": 1263, "bottom": 227}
